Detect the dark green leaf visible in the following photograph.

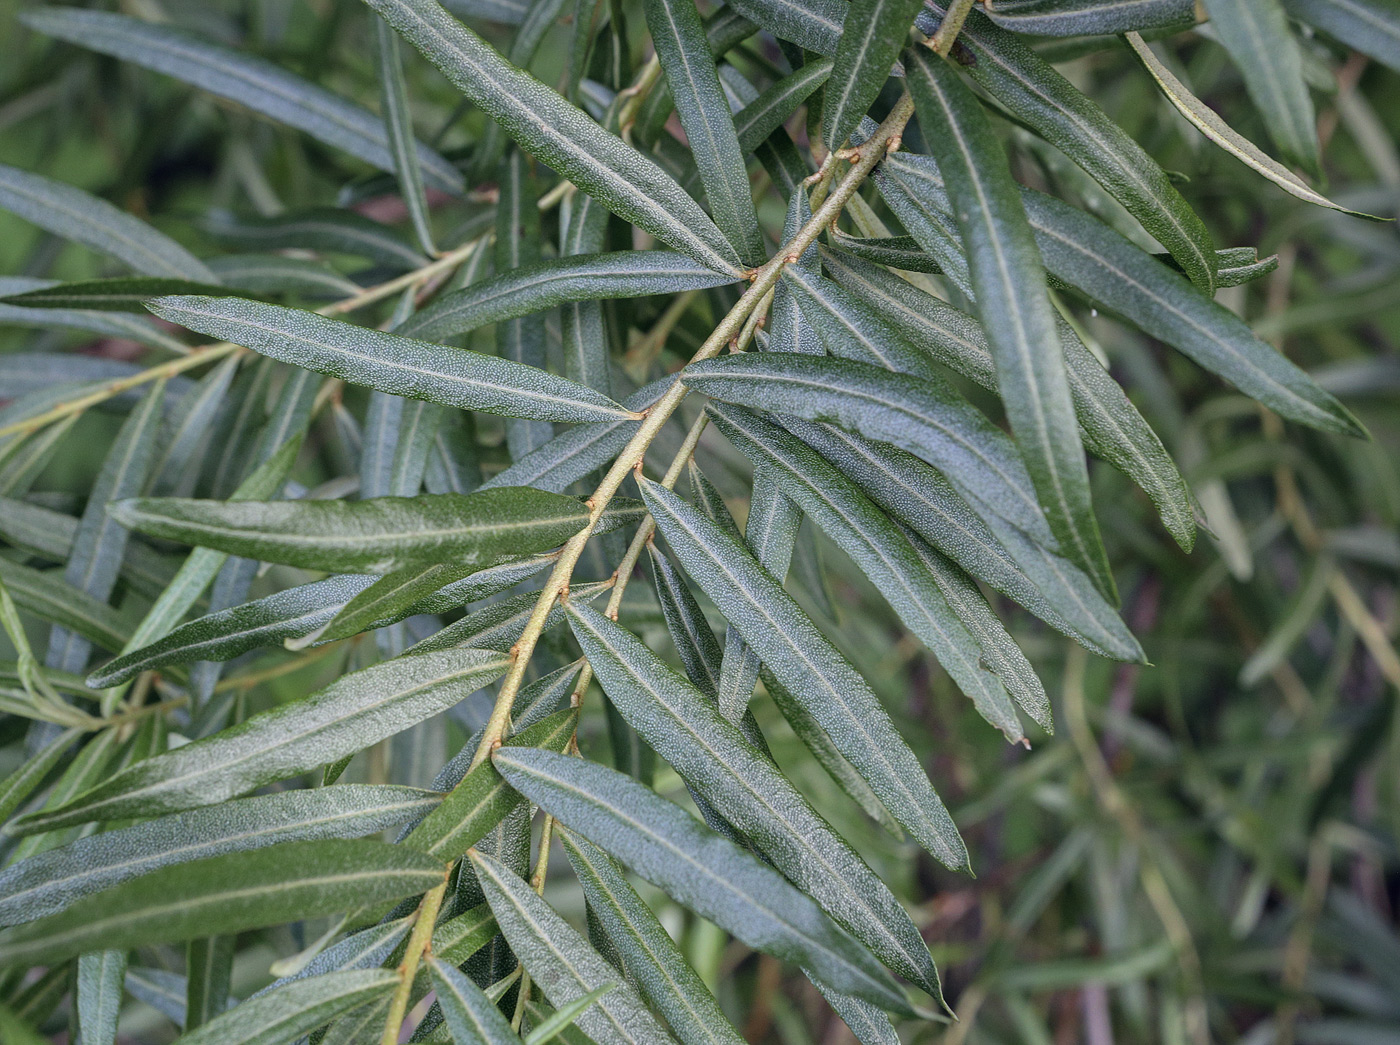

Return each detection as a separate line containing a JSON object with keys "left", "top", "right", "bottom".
{"left": 977, "top": 0, "right": 1195, "bottom": 35}
{"left": 177, "top": 969, "right": 401, "bottom": 1045}
{"left": 824, "top": 0, "right": 923, "bottom": 150}
{"left": 0, "top": 277, "right": 232, "bottom": 312}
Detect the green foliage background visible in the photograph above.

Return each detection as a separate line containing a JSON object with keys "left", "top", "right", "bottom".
{"left": 0, "top": 0, "right": 1398, "bottom": 1043}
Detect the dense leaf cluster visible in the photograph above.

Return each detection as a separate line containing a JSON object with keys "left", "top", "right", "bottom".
{"left": 0, "top": 0, "right": 1397, "bottom": 1042}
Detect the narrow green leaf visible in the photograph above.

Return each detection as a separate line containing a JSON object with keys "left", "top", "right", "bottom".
{"left": 367, "top": 0, "right": 745, "bottom": 276}
{"left": 722, "top": 0, "right": 846, "bottom": 54}
{"left": 906, "top": 48, "right": 1113, "bottom": 601}
{"left": 404, "top": 578, "right": 611, "bottom": 655}
{"left": 682, "top": 353, "right": 1053, "bottom": 546}
{"left": 11, "top": 649, "right": 509, "bottom": 832}
{"left": 294, "top": 563, "right": 476, "bottom": 649}
{"left": 470, "top": 848, "right": 684, "bottom": 1045}
{"left": 404, "top": 708, "right": 578, "bottom": 859}
{"left": 1125, "top": 31, "right": 1382, "bottom": 219}
{"left": 710, "top": 403, "right": 1025, "bottom": 739}
{"left": 147, "top": 297, "right": 637, "bottom": 424}
{"left": 1280, "top": 0, "right": 1400, "bottom": 74}
{"left": 950, "top": 11, "right": 1219, "bottom": 293}
{"left": 76, "top": 950, "right": 126, "bottom": 1045}
{"left": 733, "top": 60, "right": 833, "bottom": 154}
{"left": 824, "top": 0, "right": 924, "bottom": 150}
{"left": 200, "top": 207, "right": 427, "bottom": 270}
{"left": 0, "top": 785, "right": 439, "bottom": 926}
{"left": 109, "top": 487, "right": 596, "bottom": 573}
{"left": 525, "top": 981, "right": 618, "bottom": 1045}
{"left": 567, "top": 601, "right": 945, "bottom": 1000}
{"left": 0, "top": 277, "right": 231, "bottom": 312}
{"left": 176, "top": 969, "right": 400, "bottom": 1045}
{"left": 560, "top": 829, "right": 746, "bottom": 1045}
{"left": 0, "top": 164, "right": 216, "bottom": 281}
{"left": 375, "top": 17, "right": 439, "bottom": 255}
{"left": 428, "top": 954, "right": 520, "bottom": 1043}
{"left": 977, "top": 0, "right": 1195, "bottom": 35}
{"left": 816, "top": 251, "right": 1196, "bottom": 550}
{"left": 0, "top": 559, "right": 136, "bottom": 655}
{"left": 645, "top": 0, "right": 765, "bottom": 264}
{"left": 185, "top": 936, "right": 233, "bottom": 1031}
{"left": 0, "top": 728, "right": 83, "bottom": 824}
{"left": 490, "top": 749, "right": 911, "bottom": 1012}
{"left": 789, "top": 418, "right": 1142, "bottom": 661}
{"left": 0, "top": 841, "right": 446, "bottom": 968}
{"left": 815, "top": 982, "right": 901, "bottom": 1045}
{"left": 0, "top": 499, "right": 175, "bottom": 598}
{"left": 19, "top": 7, "right": 463, "bottom": 194}
{"left": 432, "top": 902, "right": 498, "bottom": 966}
{"left": 1201, "top": 0, "right": 1321, "bottom": 177}
{"left": 639, "top": 476, "right": 972, "bottom": 864}
{"left": 207, "top": 254, "right": 361, "bottom": 298}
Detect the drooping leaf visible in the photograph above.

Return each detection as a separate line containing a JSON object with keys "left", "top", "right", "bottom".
{"left": 0, "top": 841, "right": 447, "bottom": 968}
{"left": 560, "top": 828, "right": 747, "bottom": 1045}
{"left": 0, "top": 785, "right": 440, "bottom": 926}
{"left": 147, "top": 297, "right": 637, "bottom": 424}
{"left": 367, "top": 0, "right": 745, "bottom": 275}
{"left": 470, "top": 848, "right": 685, "bottom": 1045}
{"left": 20, "top": 7, "right": 463, "bottom": 194}
{"left": 1201, "top": 0, "right": 1321, "bottom": 177}
{"left": 490, "top": 748, "right": 912, "bottom": 1012}
{"left": 108, "top": 487, "right": 597, "bottom": 573}
{"left": 639, "top": 476, "right": 971, "bottom": 866}
{"left": 566, "top": 600, "right": 946, "bottom": 1000}
{"left": 905, "top": 48, "right": 1113, "bottom": 601}
{"left": 11, "top": 649, "right": 509, "bottom": 832}
{"left": 0, "top": 164, "right": 216, "bottom": 281}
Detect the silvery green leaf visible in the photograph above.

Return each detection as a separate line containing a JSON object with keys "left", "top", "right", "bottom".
{"left": 566, "top": 601, "right": 945, "bottom": 1001}
{"left": 427, "top": 955, "right": 520, "bottom": 1044}
{"left": 905, "top": 48, "right": 1113, "bottom": 602}
{"left": 492, "top": 748, "right": 911, "bottom": 1012}
{"left": 368, "top": 0, "right": 745, "bottom": 275}
{"left": 0, "top": 559, "right": 136, "bottom": 655}
{"left": 733, "top": 60, "right": 832, "bottom": 154}
{"left": 405, "top": 578, "right": 612, "bottom": 655}
{"left": 639, "top": 475, "right": 970, "bottom": 866}
{"left": 975, "top": 0, "right": 1195, "bottom": 35}
{"left": 76, "top": 950, "right": 126, "bottom": 1045}
{"left": 19, "top": 7, "right": 463, "bottom": 194}
{"left": 375, "top": 17, "right": 439, "bottom": 255}
{"left": 0, "top": 728, "right": 85, "bottom": 825}
{"left": 148, "top": 297, "right": 637, "bottom": 424}
{"left": 0, "top": 841, "right": 447, "bottom": 969}
{"left": 108, "top": 487, "right": 597, "bottom": 573}
{"left": 175, "top": 969, "right": 401, "bottom": 1045}
{"left": 0, "top": 277, "right": 230, "bottom": 312}
{"left": 205, "top": 254, "right": 361, "bottom": 299}
{"left": 200, "top": 208, "right": 427, "bottom": 270}
{"left": 0, "top": 498, "right": 176, "bottom": 600}
{"left": 11, "top": 649, "right": 509, "bottom": 832}
{"left": 560, "top": 829, "right": 746, "bottom": 1045}
{"left": 722, "top": 0, "right": 846, "bottom": 54}
{"left": 184, "top": 937, "right": 233, "bottom": 1031}
{"left": 470, "top": 848, "right": 684, "bottom": 1045}
{"left": 0, "top": 164, "right": 215, "bottom": 281}
{"left": 0, "top": 785, "right": 439, "bottom": 926}
{"left": 823, "top": 0, "right": 923, "bottom": 150}
{"left": 1280, "top": 0, "right": 1400, "bottom": 73}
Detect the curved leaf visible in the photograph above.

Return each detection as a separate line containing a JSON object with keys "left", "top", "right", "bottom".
{"left": 368, "top": 0, "right": 745, "bottom": 275}
{"left": 0, "top": 277, "right": 231, "bottom": 312}
{"left": 11, "top": 648, "right": 509, "bottom": 832}
{"left": 147, "top": 296, "right": 637, "bottom": 424}
{"left": 19, "top": 7, "right": 463, "bottom": 194}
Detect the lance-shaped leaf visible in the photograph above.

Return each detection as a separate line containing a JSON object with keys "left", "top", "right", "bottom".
{"left": 0, "top": 498, "right": 169, "bottom": 599}
{"left": 639, "top": 477, "right": 972, "bottom": 862}
{"left": 1280, "top": 0, "right": 1400, "bottom": 74}
{"left": 705, "top": 404, "right": 1022, "bottom": 740}
{"left": 432, "top": 902, "right": 498, "bottom": 966}
{"left": 561, "top": 829, "right": 747, "bottom": 1045}
{"left": 376, "top": 18, "right": 438, "bottom": 255}
{"left": 0, "top": 560, "right": 136, "bottom": 655}
{"left": 490, "top": 749, "right": 912, "bottom": 1012}
{"left": 19, "top": 7, "right": 462, "bottom": 194}
{"left": 682, "top": 353, "right": 1052, "bottom": 546}
{"left": 403, "top": 708, "right": 578, "bottom": 859}
{"left": 147, "top": 297, "right": 637, "bottom": 424}
{"left": 816, "top": 251, "right": 1196, "bottom": 551}
{"left": 816, "top": 982, "right": 901, "bottom": 1045}
{"left": 76, "top": 951, "right": 125, "bottom": 1045}
{"left": 0, "top": 728, "right": 84, "bottom": 825}
{"left": 200, "top": 207, "right": 427, "bottom": 269}
{"left": 723, "top": 0, "right": 846, "bottom": 54}
{"left": 567, "top": 601, "right": 946, "bottom": 999}
{"left": 0, "top": 785, "right": 440, "bottom": 926}
{"left": 1200, "top": 0, "right": 1320, "bottom": 178}
{"left": 11, "top": 648, "right": 509, "bottom": 833}
{"left": 109, "top": 487, "right": 595, "bottom": 574}
{"left": 397, "top": 252, "right": 736, "bottom": 342}
{"left": 734, "top": 60, "right": 833, "bottom": 154}
{"left": 367, "top": 0, "right": 744, "bottom": 276}
{"left": 645, "top": 0, "right": 765, "bottom": 265}
{"left": 1125, "top": 32, "right": 1381, "bottom": 219}
{"left": 824, "top": 0, "right": 924, "bottom": 150}
{"left": 789, "top": 418, "right": 1141, "bottom": 661}
{"left": 428, "top": 954, "right": 521, "bottom": 1044}
{"left": 0, "top": 840, "right": 447, "bottom": 968}
{"left": 405, "top": 576, "right": 612, "bottom": 656}
{"left": 0, "top": 277, "right": 231, "bottom": 312}
{"left": 906, "top": 49, "right": 1113, "bottom": 601}
{"left": 0, "top": 164, "right": 215, "bottom": 281}
{"left": 470, "top": 848, "right": 685, "bottom": 1045}
{"left": 976, "top": 0, "right": 1195, "bottom": 36}
{"left": 179, "top": 969, "right": 400, "bottom": 1045}
{"left": 291, "top": 563, "right": 478, "bottom": 649}
{"left": 949, "top": 11, "right": 1218, "bottom": 293}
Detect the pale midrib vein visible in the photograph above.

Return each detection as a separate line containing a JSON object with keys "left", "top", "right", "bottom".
{"left": 0, "top": 180, "right": 180, "bottom": 275}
